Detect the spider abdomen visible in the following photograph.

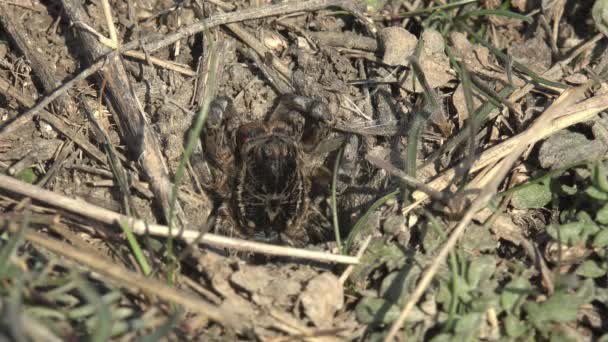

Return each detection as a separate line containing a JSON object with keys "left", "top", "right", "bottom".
{"left": 234, "top": 133, "right": 308, "bottom": 239}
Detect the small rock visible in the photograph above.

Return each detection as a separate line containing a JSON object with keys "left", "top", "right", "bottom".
{"left": 382, "top": 214, "right": 405, "bottom": 235}
{"left": 261, "top": 29, "right": 288, "bottom": 53}
{"left": 39, "top": 121, "right": 58, "bottom": 139}
{"left": 265, "top": 277, "right": 301, "bottom": 297}
{"left": 508, "top": 28, "right": 552, "bottom": 74}
{"left": 450, "top": 32, "right": 492, "bottom": 71}
{"left": 300, "top": 273, "right": 344, "bottom": 328}
{"left": 403, "top": 29, "right": 454, "bottom": 92}
{"left": 366, "top": 145, "right": 391, "bottom": 162}
{"left": 261, "top": 278, "right": 301, "bottom": 307}
{"left": 564, "top": 73, "right": 589, "bottom": 85}
{"left": 230, "top": 266, "right": 273, "bottom": 294}
{"left": 452, "top": 83, "right": 484, "bottom": 127}
{"left": 378, "top": 27, "right": 417, "bottom": 66}
{"left": 511, "top": 0, "right": 528, "bottom": 11}
{"left": 538, "top": 130, "right": 607, "bottom": 169}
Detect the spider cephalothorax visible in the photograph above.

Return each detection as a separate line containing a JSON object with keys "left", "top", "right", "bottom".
{"left": 200, "top": 95, "right": 335, "bottom": 246}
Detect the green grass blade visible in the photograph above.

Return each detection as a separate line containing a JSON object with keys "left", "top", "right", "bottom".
{"left": 458, "top": 9, "right": 533, "bottom": 23}
{"left": 381, "top": 0, "right": 477, "bottom": 18}
{"left": 331, "top": 147, "right": 344, "bottom": 253}
{"left": 168, "top": 31, "right": 218, "bottom": 230}
{"left": 458, "top": 24, "right": 566, "bottom": 89}
{"left": 345, "top": 189, "right": 399, "bottom": 254}
{"left": 118, "top": 220, "right": 152, "bottom": 276}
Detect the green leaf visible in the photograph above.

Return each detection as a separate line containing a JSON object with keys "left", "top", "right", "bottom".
{"left": 351, "top": 239, "right": 409, "bottom": 284}
{"left": 598, "top": 203, "right": 608, "bottom": 225}
{"left": 429, "top": 334, "right": 453, "bottom": 342}
{"left": 74, "top": 274, "right": 112, "bottom": 342}
{"left": 461, "top": 224, "right": 496, "bottom": 253}
{"left": 511, "top": 183, "right": 552, "bottom": 209}
{"left": 546, "top": 221, "right": 584, "bottom": 245}
{"left": 355, "top": 297, "right": 402, "bottom": 325}
{"left": 576, "top": 211, "right": 594, "bottom": 224}
{"left": 581, "top": 222, "right": 601, "bottom": 243}
{"left": 457, "top": 9, "right": 533, "bottom": 23}
{"left": 550, "top": 330, "right": 580, "bottom": 342}
{"left": 380, "top": 264, "right": 422, "bottom": 306}
{"left": 436, "top": 279, "right": 452, "bottom": 306}
{"left": 0, "top": 223, "right": 26, "bottom": 279}
{"left": 573, "top": 277, "right": 595, "bottom": 301}
{"left": 559, "top": 208, "right": 578, "bottom": 223}
{"left": 346, "top": 190, "right": 399, "bottom": 253}
{"left": 592, "top": 161, "right": 608, "bottom": 192}
{"left": 365, "top": 0, "right": 383, "bottom": 11}
{"left": 453, "top": 312, "right": 482, "bottom": 336}
{"left": 585, "top": 185, "right": 608, "bottom": 200}
{"left": 523, "top": 289, "right": 589, "bottom": 329}
{"left": 593, "top": 229, "right": 608, "bottom": 248}
{"left": 14, "top": 168, "right": 37, "bottom": 184}
{"left": 559, "top": 182, "right": 578, "bottom": 196}
{"left": 453, "top": 274, "right": 473, "bottom": 303}
{"left": 467, "top": 255, "right": 496, "bottom": 288}
{"left": 469, "top": 294, "right": 499, "bottom": 313}
{"left": 576, "top": 260, "right": 607, "bottom": 278}
{"left": 593, "top": 0, "right": 608, "bottom": 37}
{"left": 504, "top": 314, "right": 529, "bottom": 338}
{"left": 500, "top": 277, "right": 532, "bottom": 313}
{"left": 118, "top": 220, "right": 151, "bottom": 276}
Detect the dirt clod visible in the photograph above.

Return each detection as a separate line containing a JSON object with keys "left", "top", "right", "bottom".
{"left": 378, "top": 26, "right": 417, "bottom": 66}
{"left": 300, "top": 272, "right": 344, "bottom": 328}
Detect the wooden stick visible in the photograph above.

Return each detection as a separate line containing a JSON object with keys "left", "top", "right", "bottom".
{"left": 63, "top": 0, "right": 186, "bottom": 227}
{"left": 0, "top": 4, "right": 75, "bottom": 113}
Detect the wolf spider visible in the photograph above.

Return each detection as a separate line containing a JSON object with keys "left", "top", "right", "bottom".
{"left": 200, "top": 94, "right": 337, "bottom": 246}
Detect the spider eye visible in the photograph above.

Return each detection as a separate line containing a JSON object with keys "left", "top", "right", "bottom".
{"left": 269, "top": 120, "right": 293, "bottom": 135}
{"left": 205, "top": 96, "right": 234, "bottom": 129}
{"left": 236, "top": 123, "right": 266, "bottom": 147}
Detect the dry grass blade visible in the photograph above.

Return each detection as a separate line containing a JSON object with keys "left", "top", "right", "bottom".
{"left": 366, "top": 154, "right": 448, "bottom": 203}
{"left": 409, "top": 88, "right": 608, "bottom": 205}
{"left": 0, "top": 77, "right": 108, "bottom": 165}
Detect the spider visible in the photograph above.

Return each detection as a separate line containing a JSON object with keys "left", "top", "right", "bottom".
{"left": 200, "top": 94, "right": 337, "bottom": 246}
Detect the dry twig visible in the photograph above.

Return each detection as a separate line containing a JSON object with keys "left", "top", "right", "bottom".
{"left": 0, "top": 173, "right": 359, "bottom": 265}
